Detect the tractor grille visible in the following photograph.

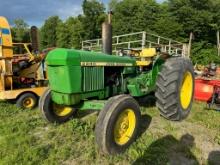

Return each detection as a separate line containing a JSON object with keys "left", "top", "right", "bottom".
{"left": 82, "top": 67, "right": 104, "bottom": 92}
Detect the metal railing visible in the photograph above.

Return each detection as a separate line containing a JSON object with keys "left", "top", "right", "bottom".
{"left": 82, "top": 31, "right": 189, "bottom": 57}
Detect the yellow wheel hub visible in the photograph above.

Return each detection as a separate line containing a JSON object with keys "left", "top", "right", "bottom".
{"left": 114, "top": 109, "right": 136, "bottom": 145}
{"left": 180, "top": 71, "right": 193, "bottom": 109}
{"left": 23, "top": 97, "right": 34, "bottom": 108}
{"left": 53, "top": 103, "right": 73, "bottom": 117}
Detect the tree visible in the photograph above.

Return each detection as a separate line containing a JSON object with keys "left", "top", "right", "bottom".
{"left": 36, "top": 0, "right": 220, "bottom": 65}
{"left": 56, "top": 17, "right": 84, "bottom": 49}
{"left": 211, "top": 0, "right": 220, "bottom": 55}
{"left": 108, "top": 0, "right": 119, "bottom": 11}
{"left": 82, "top": 0, "right": 106, "bottom": 40}
{"left": 152, "top": 3, "right": 183, "bottom": 40}
{"left": 56, "top": 21, "right": 70, "bottom": 48}
{"left": 168, "top": 0, "right": 215, "bottom": 42}
{"left": 67, "top": 17, "right": 84, "bottom": 49}
{"left": 111, "top": 0, "right": 160, "bottom": 35}
{"left": 40, "top": 16, "right": 61, "bottom": 49}
{"left": 12, "top": 19, "right": 29, "bottom": 43}
{"left": 191, "top": 42, "right": 220, "bottom": 65}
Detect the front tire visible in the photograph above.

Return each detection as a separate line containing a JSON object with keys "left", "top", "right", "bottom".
{"left": 155, "top": 57, "right": 194, "bottom": 121}
{"left": 95, "top": 95, "right": 141, "bottom": 155}
{"left": 39, "top": 89, "right": 75, "bottom": 123}
{"left": 16, "top": 93, "right": 37, "bottom": 109}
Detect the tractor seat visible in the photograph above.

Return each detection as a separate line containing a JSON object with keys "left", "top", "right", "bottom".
{"left": 140, "top": 48, "right": 156, "bottom": 57}
{"left": 136, "top": 48, "right": 157, "bottom": 66}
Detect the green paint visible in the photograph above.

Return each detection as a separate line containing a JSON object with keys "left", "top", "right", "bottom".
{"left": 51, "top": 90, "right": 106, "bottom": 105}
{"left": 51, "top": 91, "right": 81, "bottom": 105}
{"left": 46, "top": 48, "right": 136, "bottom": 66}
{"left": 123, "top": 66, "right": 136, "bottom": 74}
{"left": 76, "top": 100, "right": 106, "bottom": 111}
{"left": 127, "top": 56, "right": 165, "bottom": 97}
{"left": 82, "top": 67, "right": 104, "bottom": 92}
{"left": 46, "top": 48, "right": 165, "bottom": 108}
{"left": 48, "top": 66, "right": 82, "bottom": 94}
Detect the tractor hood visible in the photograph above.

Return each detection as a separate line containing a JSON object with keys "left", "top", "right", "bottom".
{"left": 46, "top": 48, "right": 135, "bottom": 66}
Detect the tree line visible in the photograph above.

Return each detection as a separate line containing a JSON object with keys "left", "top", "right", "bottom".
{"left": 11, "top": 0, "right": 220, "bottom": 65}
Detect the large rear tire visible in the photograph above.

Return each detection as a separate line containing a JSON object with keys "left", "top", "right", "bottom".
{"left": 95, "top": 95, "right": 141, "bottom": 155}
{"left": 39, "top": 89, "right": 75, "bottom": 123}
{"left": 155, "top": 57, "right": 194, "bottom": 121}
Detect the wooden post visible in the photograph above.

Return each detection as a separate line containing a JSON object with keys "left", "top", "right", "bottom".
{"left": 142, "top": 32, "right": 146, "bottom": 49}
{"left": 188, "top": 32, "right": 193, "bottom": 57}
{"left": 217, "top": 30, "right": 220, "bottom": 56}
{"left": 168, "top": 40, "right": 171, "bottom": 54}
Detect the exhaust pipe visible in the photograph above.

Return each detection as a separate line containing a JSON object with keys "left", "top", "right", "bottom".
{"left": 102, "top": 11, "right": 112, "bottom": 55}
{"left": 30, "top": 26, "right": 39, "bottom": 53}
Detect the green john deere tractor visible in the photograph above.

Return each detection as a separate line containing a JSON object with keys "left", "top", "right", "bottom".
{"left": 39, "top": 47, "right": 194, "bottom": 155}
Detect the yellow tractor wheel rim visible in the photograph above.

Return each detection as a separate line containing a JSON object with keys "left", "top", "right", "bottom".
{"left": 180, "top": 71, "right": 193, "bottom": 109}
{"left": 114, "top": 109, "right": 136, "bottom": 145}
{"left": 53, "top": 104, "right": 73, "bottom": 117}
{"left": 22, "top": 97, "right": 35, "bottom": 108}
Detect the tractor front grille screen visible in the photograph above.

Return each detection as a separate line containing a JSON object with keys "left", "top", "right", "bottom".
{"left": 82, "top": 67, "right": 104, "bottom": 92}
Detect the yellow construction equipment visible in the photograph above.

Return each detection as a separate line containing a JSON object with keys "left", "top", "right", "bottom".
{"left": 0, "top": 16, "right": 48, "bottom": 109}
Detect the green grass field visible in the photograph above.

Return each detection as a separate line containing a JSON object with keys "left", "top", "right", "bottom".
{"left": 0, "top": 101, "right": 220, "bottom": 165}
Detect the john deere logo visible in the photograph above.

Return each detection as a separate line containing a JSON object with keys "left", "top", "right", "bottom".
{"left": 81, "top": 62, "right": 133, "bottom": 66}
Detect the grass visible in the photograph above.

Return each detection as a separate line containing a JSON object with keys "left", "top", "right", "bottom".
{"left": 0, "top": 101, "right": 220, "bottom": 165}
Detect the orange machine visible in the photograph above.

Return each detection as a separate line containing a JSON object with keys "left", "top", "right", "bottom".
{"left": 0, "top": 16, "right": 47, "bottom": 109}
